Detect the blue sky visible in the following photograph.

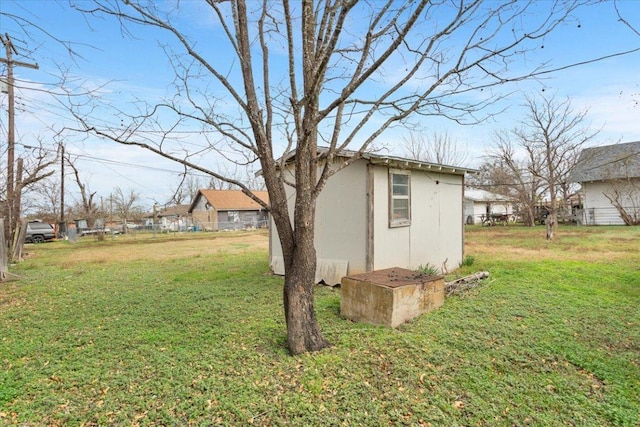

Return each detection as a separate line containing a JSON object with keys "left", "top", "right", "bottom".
{"left": 1, "top": 0, "right": 639, "bottom": 209}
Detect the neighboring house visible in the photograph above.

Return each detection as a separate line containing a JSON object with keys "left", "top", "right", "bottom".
{"left": 463, "top": 188, "right": 514, "bottom": 225}
{"left": 571, "top": 141, "right": 640, "bottom": 225}
{"left": 188, "top": 190, "right": 270, "bottom": 231}
{"left": 269, "top": 150, "right": 476, "bottom": 285}
{"left": 157, "top": 204, "right": 192, "bottom": 232}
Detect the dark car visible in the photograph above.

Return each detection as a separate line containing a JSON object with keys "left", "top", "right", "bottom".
{"left": 25, "top": 221, "right": 56, "bottom": 243}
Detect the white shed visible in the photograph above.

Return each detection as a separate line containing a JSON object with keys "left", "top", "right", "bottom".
{"left": 463, "top": 188, "right": 514, "bottom": 225}
{"left": 269, "top": 151, "right": 476, "bottom": 285}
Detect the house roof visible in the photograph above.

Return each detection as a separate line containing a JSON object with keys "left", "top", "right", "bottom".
{"left": 189, "top": 190, "right": 269, "bottom": 213}
{"left": 464, "top": 188, "right": 513, "bottom": 202}
{"left": 158, "top": 204, "right": 190, "bottom": 217}
{"left": 572, "top": 141, "right": 640, "bottom": 182}
{"left": 277, "top": 147, "right": 478, "bottom": 176}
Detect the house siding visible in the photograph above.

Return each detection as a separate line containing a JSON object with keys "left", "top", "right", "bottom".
{"left": 191, "top": 196, "right": 217, "bottom": 230}
{"left": 582, "top": 180, "right": 640, "bottom": 225}
{"left": 572, "top": 141, "right": 640, "bottom": 225}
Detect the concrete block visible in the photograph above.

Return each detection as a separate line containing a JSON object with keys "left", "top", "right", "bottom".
{"left": 341, "top": 267, "right": 444, "bottom": 327}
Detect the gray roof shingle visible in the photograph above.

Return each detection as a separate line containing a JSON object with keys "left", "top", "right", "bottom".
{"left": 571, "top": 141, "right": 640, "bottom": 182}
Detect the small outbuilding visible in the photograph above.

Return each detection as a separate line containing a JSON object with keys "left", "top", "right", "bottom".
{"left": 571, "top": 141, "right": 640, "bottom": 225}
{"left": 269, "top": 150, "right": 476, "bottom": 285}
{"left": 463, "top": 188, "right": 514, "bottom": 225}
{"left": 189, "top": 190, "right": 269, "bottom": 231}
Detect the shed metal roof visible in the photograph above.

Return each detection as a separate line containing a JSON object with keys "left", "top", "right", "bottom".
{"left": 278, "top": 147, "right": 478, "bottom": 176}
{"left": 464, "top": 188, "right": 513, "bottom": 202}
{"left": 572, "top": 141, "right": 640, "bottom": 182}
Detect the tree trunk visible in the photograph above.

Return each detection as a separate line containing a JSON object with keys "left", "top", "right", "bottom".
{"left": 525, "top": 205, "right": 536, "bottom": 226}
{"left": 546, "top": 211, "right": 557, "bottom": 240}
{"left": 283, "top": 255, "right": 331, "bottom": 355}
{"left": 547, "top": 182, "right": 558, "bottom": 240}
{"left": 283, "top": 243, "right": 331, "bottom": 355}
{"left": 0, "top": 219, "right": 7, "bottom": 281}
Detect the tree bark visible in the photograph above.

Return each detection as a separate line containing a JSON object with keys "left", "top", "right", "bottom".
{"left": 546, "top": 211, "right": 557, "bottom": 240}
{"left": 546, "top": 195, "right": 558, "bottom": 240}
{"left": 525, "top": 205, "right": 536, "bottom": 227}
{"left": 283, "top": 236, "right": 331, "bottom": 355}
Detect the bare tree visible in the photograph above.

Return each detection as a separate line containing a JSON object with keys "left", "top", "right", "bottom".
{"left": 603, "top": 180, "right": 640, "bottom": 225}
{"left": 208, "top": 165, "right": 266, "bottom": 192}
{"left": 171, "top": 167, "right": 265, "bottom": 206}
{"left": 466, "top": 161, "right": 514, "bottom": 199}
{"left": 0, "top": 140, "right": 58, "bottom": 257}
{"left": 170, "top": 174, "right": 203, "bottom": 205}
{"left": 23, "top": 177, "right": 60, "bottom": 219}
{"left": 614, "top": 0, "right": 640, "bottom": 37}
{"left": 111, "top": 187, "right": 141, "bottom": 232}
{"left": 516, "top": 94, "right": 598, "bottom": 239}
{"left": 65, "top": 150, "right": 101, "bottom": 226}
{"left": 485, "top": 138, "right": 546, "bottom": 226}
{"left": 57, "top": 0, "right": 612, "bottom": 354}
{"left": 402, "top": 131, "right": 470, "bottom": 167}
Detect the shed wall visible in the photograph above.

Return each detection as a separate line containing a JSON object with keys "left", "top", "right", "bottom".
{"left": 269, "top": 160, "right": 368, "bottom": 282}
{"left": 372, "top": 168, "right": 464, "bottom": 273}
{"left": 314, "top": 161, "right": 369, "bottom": 274}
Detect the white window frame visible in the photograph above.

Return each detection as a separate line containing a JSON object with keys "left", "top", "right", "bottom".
{"left": 389, "top": 169, "right": 411, "bottom": 227}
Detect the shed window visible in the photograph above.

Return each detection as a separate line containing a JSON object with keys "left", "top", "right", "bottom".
{"left": 389, "top": 171, "right": 411, "bottom": 227}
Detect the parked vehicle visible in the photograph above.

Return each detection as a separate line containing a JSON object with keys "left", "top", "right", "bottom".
{"left": 25, "top": 221, "right": 56, "bottom": 243}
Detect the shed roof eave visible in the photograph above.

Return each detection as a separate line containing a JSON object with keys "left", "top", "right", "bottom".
{"left": 364, "top": 155, "right": 477, "bottom": 176}
{"left": 271, "top": 147, "right": 478, "bottom": 176}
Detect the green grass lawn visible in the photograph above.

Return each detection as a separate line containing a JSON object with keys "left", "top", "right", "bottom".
{"left": 1, "top": 226, "right": 638, "bottom": 426}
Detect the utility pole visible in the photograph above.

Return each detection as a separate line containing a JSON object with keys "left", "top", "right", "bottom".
{"left": 1, "top": 33, "right": 39, "bottom": 246}
{"left": 60, "top": 144, "right": 65, "bottom": 223}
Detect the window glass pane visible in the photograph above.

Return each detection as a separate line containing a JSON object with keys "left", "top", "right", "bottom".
{"left": 393, "top": 174, "right": 409, "bottom": 186}
{"left": 393, "top": 198, "right": 409, "bottom": 220}
{"left": 393, "top": 183, "right": 409, "bottom": 196}
{"left": 392, "top": 174, "right": 409, "bottom": 196}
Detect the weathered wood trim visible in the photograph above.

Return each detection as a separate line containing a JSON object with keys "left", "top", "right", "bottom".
{"left": 366, "top": 162, "right": 374, "bottom": 272}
